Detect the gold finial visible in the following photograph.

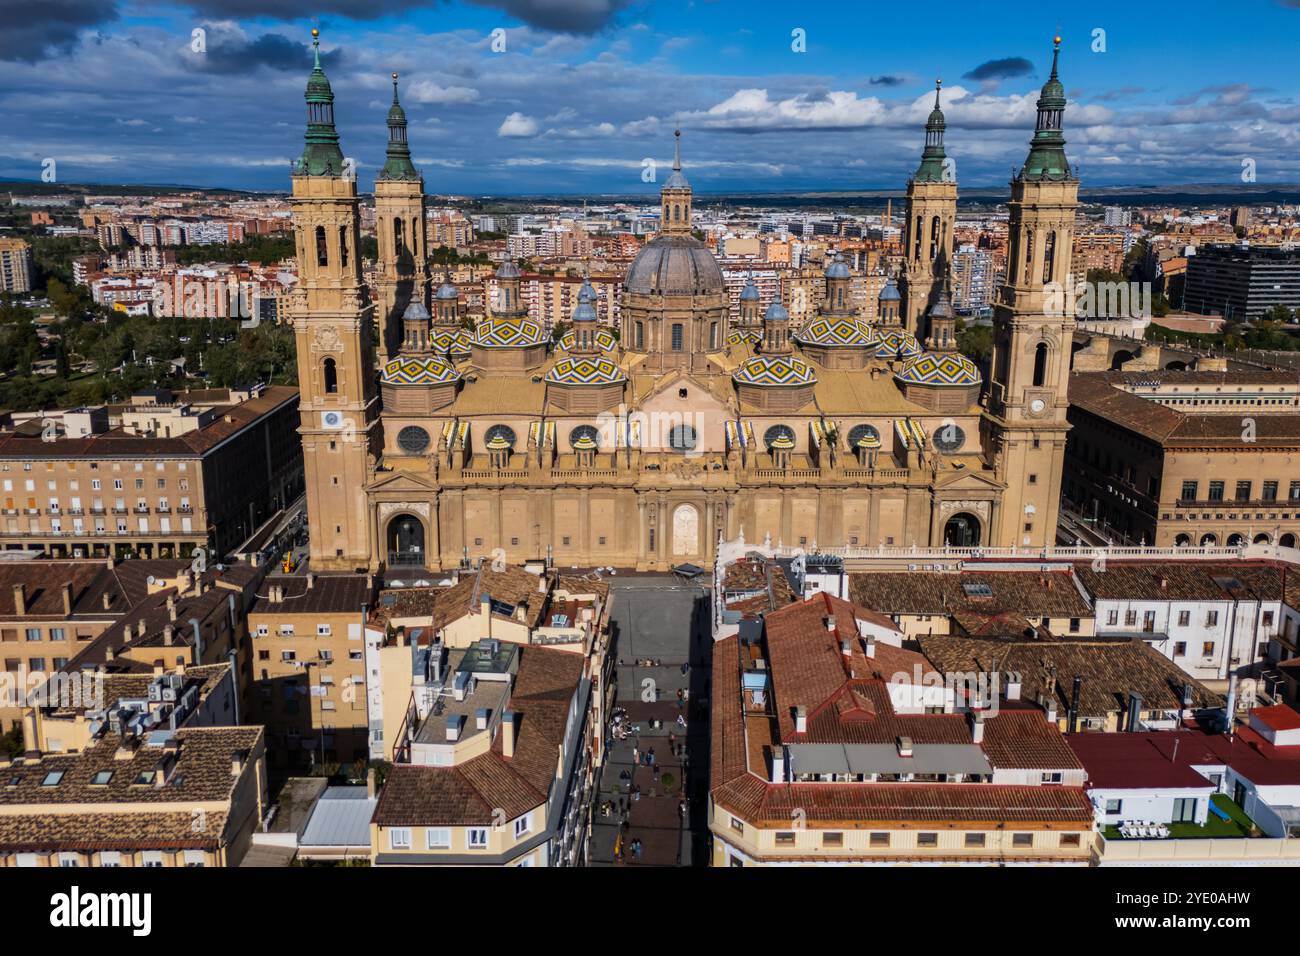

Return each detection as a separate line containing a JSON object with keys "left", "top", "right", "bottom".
{"left": 311, "top": 27, "right": 320, "bottom": 38}
{"left": 1054, "top": 34, "right": 1062, "bottom": 46}
{"left": 392, "top": 72, "right": 399, "bottom": 80}
{"left": 936, "top": 77, "right": 942, "bottom": 88}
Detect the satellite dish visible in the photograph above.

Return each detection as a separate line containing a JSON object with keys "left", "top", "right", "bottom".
{"left": 146, "top": 575, "right": 156, "bottom": 585}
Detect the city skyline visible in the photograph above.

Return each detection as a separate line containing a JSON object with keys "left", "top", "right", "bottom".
{"left": 2, "top": 0, "right": 1300, "bottom": 193}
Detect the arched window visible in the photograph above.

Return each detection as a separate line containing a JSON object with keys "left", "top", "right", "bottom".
{"left": 315, "top": 226, "right": 328, "bottom": 267}
{"left": 393, "top": 218, "right": 404, "bottom": 258}
{"left": 930, "top": 215, "right": 940, "bottom": 259}
{"left": 634, "top": 321, "right": 644, "bottom": 349}
{"left": 322, "top": 358, "right": 338, "bottom": 394}
{"left": 1042, "top": 230, "right": 1056, "bottom": 285}
{"left": 668, "top": 424, "right": 697, "bottom": 451}
{"left": 709, "top": 322, "right": 718, "bottom": 349}
{"left": 913, "top": 216, "right": 922, "bottom": 260}
{"left": 338, "top": 226, "right": 349, "bottom": 268}
{"left": 1032, "top": 342, "right": 1048, "bottom": 387}
{"left": 1022, "top": 230, "right": 1034, "bottom": 284}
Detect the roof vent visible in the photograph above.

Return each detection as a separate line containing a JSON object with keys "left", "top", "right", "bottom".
{"left": 896, "top": 735, "right": 913, "bottom": 758}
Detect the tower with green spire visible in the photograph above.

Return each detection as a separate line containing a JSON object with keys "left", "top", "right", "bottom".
{"left": 289, "top": 28, "right": 381, "bottom": 572}
{"left": 375, "top": 72, "right": 429, "bottom": 359}
{"left": 901, "top": 78, "right": 957, "bottom": 334}
{"left": 986, "top": 36, "right": 1079, "bottom": 550}
{"left": 296, "top": 28, "right": 346, "bottom": 177}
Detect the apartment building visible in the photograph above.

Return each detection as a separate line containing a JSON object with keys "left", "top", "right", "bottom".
{"left": 0, "top": 385, "right": 302, "bottom": 560}
{"left": 0, "top": 238, "right": 33, "bottom": 294}
{"left": 246, "top": 572, "right": 374, "bottom": 770}
{"left": 0, "top": 558, "right": 202, "bottom": 733}
{"left": 365, "top": 564, "right": 612, "bottom": 866}
{"left": 0, "top": 725, "right": 266, "bottom": 868}
{"left": 710, "top": 593, "right": 1095, "bottom": 865}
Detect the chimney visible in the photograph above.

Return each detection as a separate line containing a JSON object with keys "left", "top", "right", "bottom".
{"left": 102, "top": 591, "right": 113, "bottom": 611}
{"left": 770, "top": 745, "right": 786, "bottom": 783}
{"left": 896, "top": 735, "right": 914, "bottom": 758}
{"left": 1067, "top": 676, "right": 1082, "bottom": 734}
{"left": 970, "top": 712, "right": 985, "bottom": 744}
{"left": 104, "top": 645, "right": 115, "bottom": 661}
{"left": 12, "top": 584, "right": 25, "bottom": 617}
{"left": 152, "top": 663, "right": 164, "bottom": 676}
{"left": 501, "top": 711, "right": 517, "bottom": 758}
{"left": 306, "top": 572, "right": 315, "bottom": 590}
{"left": 1045, "top": 698, "right": 1059, "bottom": 724}
{"left": 163, "top": 624, "right": 174, "bottom": 646}
{"left": 445, "top": 714, "right": 462, "bottom": 742}
{"left": 230, "top": 749, "right": 246, "bottom": 776}
{"left": 794, "top": 705, "right": 807, "bottom": 734}
{"left": 1127, "top": 691, "right": 1143, "bottom": 732}
{"left": 166, "top": 594, "right": 177, "bottom": 621}
{"left": 863, "top": 635, "right": 876, "bottom": 659}
{"left": 366, "top": 767, "right": 376, "bottom": 799}
{"left": 105, "top": 556, "right": 116, "bottom": 570}
{"left": 61, "top": 583, "right": 73, "bottom": 616}
{"left": 840, "top": 639, "right": 852, "bottom": 659}
{"left": 537, "top": 573, "right": 547, "bottom": 595}
{"left": 823, "top": 615, "right": 835, "bottom": 632}
{"left": 476, "top": 707, "right": 489, "bottom": 731}
{"left": 21, "top": 710, "right": 40, "bottom": 758}
{"left": 136, "top": 619, "right": 147, "bottom": 638}
{"left": 1004, "top": 672, "right": 1022, "bottom": 701}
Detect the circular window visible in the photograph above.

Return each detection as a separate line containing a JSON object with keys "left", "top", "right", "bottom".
{"left": 847, "top": 424, "right": 880, "bottom": 449}
{"left": 668, "top": 424, "right": 697, "bottom": 451}
{"left": 570, "top": 424, "right": 600, "bottom": 450}
{"left": 764, "top": 424, "right": 796, "bottom": 450}
{"left": 933, "top": 422, "right": 965, "bottom": 454}
{"left": 396, "top": 425, "right": 430, "bottom": 454}
{"left": 484, "top": 424, "right": 516, "bottom": 450}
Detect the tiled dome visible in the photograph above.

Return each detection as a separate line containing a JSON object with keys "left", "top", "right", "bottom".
{"left": 874, "top": 327, "right": 923, "bottom": 360}
{"left": 544, "top": 357, "right": 628, "bottom": 386}
{"left": 472, "top": 317, "right": 546, "bottom": 348}
{"left": 732, "top": 355, "right": 818, "bottom": 387}
{"left": 381, "top": 356, "right": 461, "bottom": 386}
{"left": 895, "top": 352, "right": 982, "bottom": 386}
{"left": 794, "top": 316, "right": 880, "bottom": 349}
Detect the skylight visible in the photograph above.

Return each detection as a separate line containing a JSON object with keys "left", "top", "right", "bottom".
{"left": 41, "top": 770, "right": 65, "bottom": 787}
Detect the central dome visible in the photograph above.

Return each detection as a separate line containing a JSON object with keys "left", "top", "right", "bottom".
{"left": 624, "top": 235, "right": 724, "bottom": 296}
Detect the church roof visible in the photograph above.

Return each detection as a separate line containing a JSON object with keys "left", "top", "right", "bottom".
{"left": 732, "top": 355, "right": 818, "bottom": 388}
{"left": 472, "top": 317, "right": 546, "bottom": 348}
{"left": 874, "top": 327, "right": 924, "bottom": 360}
{"left": 896, "top": 351, "right": 982, "bottom": 387}
{"left": 559, "top": 326, "right": 618, "bottom": 352}
{"left": 430, "top": 328, "right": 471, "bottom": 356}
{"left": 625, "top": 235, "right": 724, "bottom": 295}
{"left": 381, "top": 356, "right": 461, "bottom": 386}
{"left": 794, "top": 316, "right": 880, "bottom": 349}
{"left": 545, "top": 357, "right": 628, "bottom": 386}
{"left": 728, "top": 328, "right": 762, "bottom": 346}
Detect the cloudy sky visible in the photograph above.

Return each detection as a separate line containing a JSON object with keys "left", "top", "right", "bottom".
{"left": 2, "top": 0, "right": 1298, "bottom": 194}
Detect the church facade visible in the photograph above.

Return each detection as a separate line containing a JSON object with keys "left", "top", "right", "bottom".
{"left": 288, "top": 31, "right": 1078, "bottom": 573}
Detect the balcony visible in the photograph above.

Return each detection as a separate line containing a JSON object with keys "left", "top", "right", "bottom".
{"left": 177, "top": 505, "right": 193, "bottom": 514}
{"left": 134, "top": 507, "right": 150, "bottom": 514}
{"left": 387, "top": 551, "right": 426, "bottom": 567}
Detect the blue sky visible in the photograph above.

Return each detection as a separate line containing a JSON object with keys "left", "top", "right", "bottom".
{"left": 2, "top": 0, "right": 1298, "bottom": 194}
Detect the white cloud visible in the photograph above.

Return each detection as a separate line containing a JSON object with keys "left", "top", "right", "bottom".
{"left": 405, "top": 80, "right": 480, "bottom": 105}
{"left": 498, "top": 111, "right": 540, "bottom": 137}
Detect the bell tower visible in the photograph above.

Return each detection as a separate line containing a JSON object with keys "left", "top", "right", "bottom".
{"left": 290, "top": 29, "right": 379, "bottom": 571}
{"left": 374, "top": 73, "right": 428, "bottom": 360}
{"left": 987, "top": 37, "right": 1077, "bottom": 548}
{"left": 901, "top": 80, "right": 957, "bottom": 334}
{"left": 660, "top": 130, "right": 692, "bottom": 237}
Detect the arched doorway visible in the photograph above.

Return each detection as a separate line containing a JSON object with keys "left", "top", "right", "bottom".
{"left": 944, "top": 513, "right": 981, "bottom": 548}
{"left": 1254, "top": 533, "right": 1272, "bottom": 544}
{"left": 1281, "top": 533, "right": 1296, "bottom": 549}
{"left": 671, "top": 504, "right": 699, "bottom": 556}
{"left": 1174, "top": 533, "right": 1191, "bottom": 547}
{"left": 1199, "top": 532, "right": 1218, "bottom": 547}
{"left": 1227, "top": 533, "right": 1246, "bottom": 547}
{"left": 387, "top": 513, "right": 426, "bottom": 566}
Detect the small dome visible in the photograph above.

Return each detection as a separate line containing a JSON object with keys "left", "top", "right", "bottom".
{"left": 571, "top": 301, "right": 597, "bottom": 323}
{"left": 624, "top": 235, "right": 724, "bottom": 296}
{"left": 402, "top": 299, "right": 430, "bottom": 322}
{"left": 763, "top": 301, "right": 789, "bottom": 323}
{"left": 435, "top": 281, "right": 459, "bottom": 300}
{"left": 878, "top": 277, "right": 901, "bottom": 302}
{"left": 874, "top": 327, "right": 923, "bottom": 361}
{"left": 732, "top": 355, "right": 817, "bottom": 388}
{"left": 794, "top": 316, "right": 879, "bottom": 349}
{"left": 472, "top": 317, "right": 546, "bottom": 348}
{"left": 824, "top": 255, "right": 851, "bottom": 279}
{"left": 739, "top": 276, "right": 760, "bottom": 301}
{"left": 545, "top": 357, "right": 627, "bottom": 386}
{"left": 496, "top": 259, "right": 521, "bottom": 279}
{"left": 381, "top": 356, "right": 461, "bottom": 386}
{"left": 576, "top": 278, "right": 596, "bottom": 303}
{"left": 895, "top": 352, "right": 982, "bottom": 387}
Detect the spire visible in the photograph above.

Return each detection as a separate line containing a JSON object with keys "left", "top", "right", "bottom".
{"left": 664, "top": 129, "right": 690, "bottom": 189}
{"left": 379, "top": 71, "right": 419, "bottom": 181}
{"left": 1019, "top": 36, "right": 1073, "bottom": 182}
{"left": 296, "top": 28, "right": 346, "bottom": 177}
{"left": 914, "top": 78, "right": 949, "bottom": 183}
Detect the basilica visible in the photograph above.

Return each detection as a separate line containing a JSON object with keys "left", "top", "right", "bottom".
{"left": 288, "top": 30, "right": 1078, "bottom": 572}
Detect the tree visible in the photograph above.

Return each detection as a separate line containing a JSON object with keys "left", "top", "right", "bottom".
{"left": 958, "top": 323, "right": 994, "bottom": 362}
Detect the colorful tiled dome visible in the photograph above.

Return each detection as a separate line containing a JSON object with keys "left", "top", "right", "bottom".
{"left": 381, "top": 356, "right": 461, "bottom": 386}
{"left": 430, "top": 328, "right": 471, "bottom": 357}
{"left": 895, "top": 352, "right": 982, "bottom": 387}
{"left": 472, "top": 317, "right": 546, "bottom": 348}
{"left": 559, "top": 326, "right": 619, "bottom": 352}
{"left": 732, "top": 355, "right": 818, "bottom": 387}
{"left": 874, "top": 327, "right": 923, "bottom": 360}
{"left": 728, "top": 328, "right": 762, "bottom": 346}
{"left": 794, "top": 316, "right": 880, "bottom": 349}
{"left": 544, "top": 357, "right": 628, "bottom": 386}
